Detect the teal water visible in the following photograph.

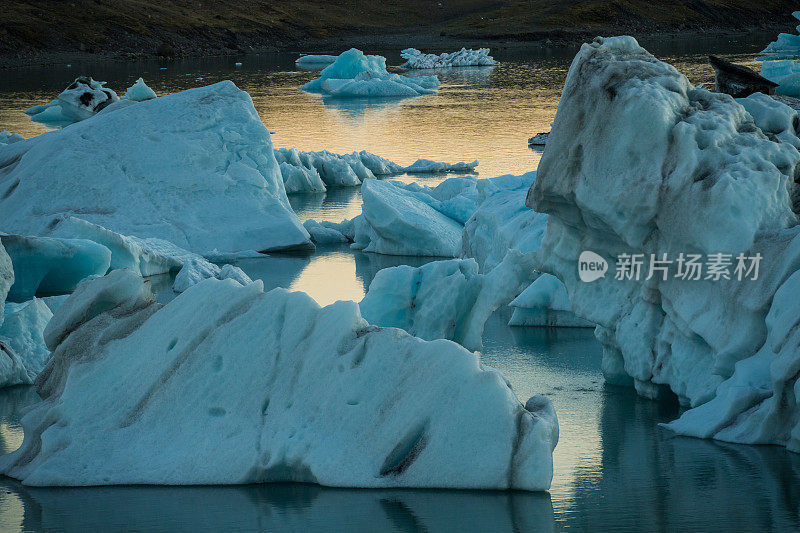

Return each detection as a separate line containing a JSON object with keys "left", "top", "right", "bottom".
{"left": 1, "top": 36, "right": 798, "bottom": 532}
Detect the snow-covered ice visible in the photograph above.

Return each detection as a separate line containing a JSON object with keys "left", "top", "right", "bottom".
{"left": 124, "top": 77, "right": 157, "bottom": 101}
{"left": 508, "top": 275, "right": 594, "bottom": 328}
{"left": 404, "top": 159, "right": 478, "bottom": 173}
{"left": 0, "top": 298, "right": 52, "bottom": 388}
{"left": 0, "top": 272, "right": 558, "bottom": 490}
{"left": 26, "top": 76, "right": 119, "bottom": 126}
{"left": 301, "top": 49, "right": 439, "bottom": 98}
{"left": 295, "top": 55, "right": 338, "bottom": 68}
{"left": 361, "top": 252, "right": 537, "bottom": 351}
{"left": 400, "top": 48, "right": 498, "bottom": 69}
{"left": 0, "top": 81, "right": 312, "bottom": 255}
{"left": 527, "top": 36, "right": 800, "bottom": 448}
{"left": 0, "top": 234, "right": 111, "bottom": 302}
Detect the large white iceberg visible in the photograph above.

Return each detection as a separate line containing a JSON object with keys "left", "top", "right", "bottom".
{"left": 0, "top": 81, "right": 312, "bottom": 255}
{"left": 400, "top": 48, "right": 498, "bottom": 69}
{"left": 360, "top": 253, "right": 537, "bottom": 351}
{"left": 0, "top": 234, "right": 111, "bottom": 302}
{"left": 527, "top": 36, "right": 800, "bottom": 448}
{"left": 301, "top": 49, "right": 439, "bottom": 98}
{"left": 0, "top": 270, "right": 558, "bottom": 489}
{"left": 0, "top": 298, "right": 52, "bottom": 388}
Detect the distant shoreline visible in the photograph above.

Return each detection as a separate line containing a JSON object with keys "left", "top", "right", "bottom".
{"left": 0, "top": 23, "right": 790, "bottom": 70}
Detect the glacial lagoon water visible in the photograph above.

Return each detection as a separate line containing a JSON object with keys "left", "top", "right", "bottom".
{"left": 1, "top": 36, "right": 799, "bottom": 531}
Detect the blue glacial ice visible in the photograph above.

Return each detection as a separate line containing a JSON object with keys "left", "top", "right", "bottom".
{"left": 300, "top": 49, "right": 439, "bottom": 98}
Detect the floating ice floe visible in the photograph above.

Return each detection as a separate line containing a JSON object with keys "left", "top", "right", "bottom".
{"left": 26, "top": 76, "right": 120, "bottom": 126}
{"left": 757, "top": 12, "right": 800, "bottom": 97}
{"left": 0, "top": 234, "right": 111, "bottom": 302}
{"left": 275, "top": 148, "right": 482, "bottom": 193}
{"left": 361, "top": 252, "right": 537, "bottom": 351}
{"left": 508, "top": 274, "right": 594, "bottom": 328}
{"left": 352, "top": 179, "right": 468, "bottom": 256}
{"left": 0, "top": 131, "right": 24, "bottom": 145}
{"left": 404, "top": 159, "right": 478, "bottom": 173}
{"left": 275, "top": 148, "right": 403, "bottom": 192}
{"left": 124, "top": 77, "right": 157, "bottom": 101}
{"left": 295, "top": 55, "right": 338, "bottom": 69}
{"left": 528, "top": 132, "right": 549, "bottom": 146}
{"left": 527, "top": 36, "right": 800, "bottom": 449}
{"left": 400, "top": 48, "right": 498, "bottom": 69}
{"left": 0, "top": 270, "right": 558, "bottom": 489}
{"left": 300, "top": 49, "right": 439, "bottom": 97}
{"left": 302, "top": 220, "right": 350, "bottom": 244}
{"left": 1, "top": 81, "right": 312, "bottom": 255}
{"left": 0, "top": 298, "right": 52, "bottom": 388}
{"left": 173, "top": 258, "right": 252, "bottom": 293}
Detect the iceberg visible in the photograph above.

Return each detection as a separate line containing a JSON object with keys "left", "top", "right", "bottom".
{"left": 462, "top": 173, "right": 547, "bottom": 272}
{"left": 526, "top": 36, "right": 800, "bottom": 448}
{"left": 50, "top": 217, "right": 184, "bottom": 277}
{"left": 0, "top": 234, "right": 111, "bottom": 302}
{"left": 0, "top": 81, "right": 312, "bottom": 255}
{"left": 275, "top": 148, "right": 403, "bottom": 191}
{"left": 757, "top": 12, "right": 800, "bottom": 97}
{"left": 173, "top": 258, "right": 252, "bottom": 293}
{"left": 400, "top": 48, "right": 498, "bottom": 69}
{"left": 26, "top": 76, "right": 119, "bottom": 126}
{"left": 124, "top": 77, "right": 157, "bottom": 101}
{"left": 303, "top": 220, "right": 350, "bottom": 244}
{"left": 0, "top": 242, "right": 13, "bottom": 323}
{"left": 0, "top": 131, "right": 24, "bottom": 145}
{"left": 360, "top": 252, "right": 537, "bottom": 351}
{"left": 404, "top": 159, "right": 478, "bottom": 173}
{"left": 352, "top": 179, "right": 465, "bottom": 256}
{"left": 295, "top": 55, "right": 338, "bottom": 69}
{"left": 1, "top": 270, "right": 558, "bottom": 490}
{"left": 528, "top": 133, "right": 549, "bottom": 146}
{"left": 0, "top": 298, "right": 52, "bottom": 387}
{"left": 508, "top": 274, "right": 594, "bottom": 328}
{"left": 300, "top": 49, "right": 439, "bottom": 98}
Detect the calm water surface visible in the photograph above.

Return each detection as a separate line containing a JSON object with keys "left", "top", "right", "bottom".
{"left": 1, "top": 36, "right": 798, "bottom": 532}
